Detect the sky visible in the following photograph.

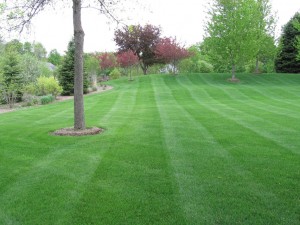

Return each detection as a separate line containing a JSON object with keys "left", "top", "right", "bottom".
{"left": 10, "top": 0, "right": 300, "bottom": 54}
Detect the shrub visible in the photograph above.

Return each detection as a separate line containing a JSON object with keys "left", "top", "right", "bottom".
{"left": 197, "top": 60, "right": 214, "bottom": 73}
{"left": 36, "top": 76, "right": 63, "bottom": 98}
{"left": 40, "top": 95, "right": 55, "bottom": 105}
{"left": 22, "top": 93, "right": 39, "bottom": 107}
{"left": 109, "top": 68, "right": 121, "bottom": 80}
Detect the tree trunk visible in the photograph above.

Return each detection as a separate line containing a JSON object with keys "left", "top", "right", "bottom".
{"left": 232, "top": 63, "right": 236, "bottom": 80}
{"left": 140, "top": 63, "right": 148, "bottom": 75}
{"left": 73, "top": 0, "right": 85, "bottom": 130}
{"left": 255, "top": 57, "right": 259, "bottom": 74}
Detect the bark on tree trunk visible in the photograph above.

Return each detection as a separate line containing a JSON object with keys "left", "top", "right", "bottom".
{"left": 255, "top": 57, "right": 259, "bottom": 74}
{"left": 232, "top": 63, "right": 236, "bottom": 80}
{"left": 73, "top": 0, "right": 85, "bottom": 130}
{"left": 140, "top": 63, "right": 147, "bottom": 75}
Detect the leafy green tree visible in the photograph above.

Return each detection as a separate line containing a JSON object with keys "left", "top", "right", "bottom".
{"left": 275, "top": 12, "right": 300, "bottom": 73}
{"left": 205, "top": 0, "right": 261, "bottom": 80}
{"left": 254, "top": 34, "right": 277, "bottom": 73}
{"left": 20, "top": 53, "right": 41, "bottom": 84}
{"left": 33, "top": 42, "right": 47, "bottom": 60}
{"left": 84, "top": 53, "right": 100, "bottom": 87}
{"left": 254, "top": 0, "right": 276, "bottom": 73}
{"left": 179, "top": 43, "right": 214, "bottom": 73}
{"left": 48, "top": 49, "right": 62, "bottom": 66}
{"left": 0, "top": 52, "right": 23, "bottom": 108}
{"left": 4, "top": 39, "right": 23, "bottom": 54}
{"left": 58, "top": 39, "right": 88, "bottom": 96}
{"left": 23, "top": 42, "right": 33, "bottom": 54}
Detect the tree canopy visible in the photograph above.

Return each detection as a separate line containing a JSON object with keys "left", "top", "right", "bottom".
{"left": 114, "top": 24, "right": 161, "bottom": 75}
{"left": 204, "top": 0, "right": 265, "bottom": 79}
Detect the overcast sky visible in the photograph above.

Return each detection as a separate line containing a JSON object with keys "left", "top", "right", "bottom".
{"left": 12, "top": 0, "right": 300, "bottom": 54}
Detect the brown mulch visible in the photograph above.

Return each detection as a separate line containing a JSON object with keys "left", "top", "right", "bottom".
{"left": 227, "top": 78, "right": 240, "bottom": 83}
{"left": 52, "top": 127, "right": 104, "bottom": 136}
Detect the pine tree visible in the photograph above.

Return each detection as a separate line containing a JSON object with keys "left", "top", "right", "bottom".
{"left": 58, "top": 39, "right": 88, "bottom": 96}
{"left": 275, "top": 12, "right": 300, "bottom": 73}
{"left": 1, "top": 53, "right": 23, "bottom": 108}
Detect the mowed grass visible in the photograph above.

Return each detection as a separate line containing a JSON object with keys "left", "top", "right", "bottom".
{"left": 0, "top": 73, "right": 300, "bottom": 225}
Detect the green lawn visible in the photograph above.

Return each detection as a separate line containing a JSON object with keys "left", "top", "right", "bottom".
{"left": 0, "top": 73, "right": 299, "bottom": 225}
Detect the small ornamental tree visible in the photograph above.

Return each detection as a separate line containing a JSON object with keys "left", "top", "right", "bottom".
{"left": 155, "top": 37, "right": 190, "bottom": 74}
{"left": 99, "top": 52, "right": 117, "bottom": 75}
{"left": 117, "top": 50, "right": 139, "bottom": 80}
{"left": 114, "top": 24, "right": 161, "bottom": 75}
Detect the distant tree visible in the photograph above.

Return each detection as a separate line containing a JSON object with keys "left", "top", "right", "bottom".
{"left": 58, "top": 40, "right": 75, "bottom": 95}
{"left": 205, "top": 0, "right": 261, "bottom": 80}
{"left": 275, "top": 12, "right": 300, "bottom": 73}
{"left": 155, "top": 37, "right": 190, "bottom": 74}
{"left": 48, "top": 49, "right": 62, "bottom": 66}
{"left": 5, "top": 39, "right": 23, "bottom": 54}
{"left": 20, "top": 53, "right": 41, "bottom": 84}
{"left": 23, "top": 42, "right": 33, "bottom": 54}
{"left": 0, "top": 36, "right": 5, "bottom": 54}
{"left": 0, "top": 53, "right": 23, "bottom": 108}
{"left": 117, "top": 50, "right": 139, "bottom": 80}
{"left": 114, "top": 24, "right": 161, "bottom": 75}
{"left": 84, "top": 53, "right": 100, "bottom": 87}
{"left": 294, "top": 20, "right": 300, "bottom": 60}
{"left": 255, "top": 34, "right": 277, "bottom": 73}
{"left": 99, "top": 52, "right": 116, "bottom": 75}
{"left": 33, "top": 42, "right": 47, "bottom": 60}
{"left": 254, "top": 0, "right": 276, "bottom": 73}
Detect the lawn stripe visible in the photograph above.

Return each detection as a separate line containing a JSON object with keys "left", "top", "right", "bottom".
{"left": 189, "top": 75, "right": 300, "bottom": 155}
{"left": 69, "top": 76, "right": 187, "bottom": 224}
{"left": 152, "top": 75, "right": 242, "bottom": 224}
{"left": 196, "top": 79, "right": 300, "bottom": 151}
{"left": 153, "top": 75, "right": 296, "bottom": 224}
{"left": 0, "top": 89, "right": 125, "bottom": 224}
{"left": 173, "top": 75, "right": 300, "bottom": 224}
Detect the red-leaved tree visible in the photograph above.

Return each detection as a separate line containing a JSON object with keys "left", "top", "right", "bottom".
{"left": 114, "top": 24, "right": 161, "bottom": 75}
{"left": 99, "top": 52, "right": 116, "bottom": 75}
{"left": 117, "top": 50, "right": 139, "bottom": 80}
{"left": 155, "top": 37, "right": 190, "bottom": 74}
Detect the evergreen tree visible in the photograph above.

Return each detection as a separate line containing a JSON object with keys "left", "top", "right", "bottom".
{"left": 275, "top": 12, "right": 300, "bottom": 73}
{"left": 58, "top": 39, "right": 88, "bottom": 96}
{"left": 1, "top": 52, "right": 23, "bottom": 108}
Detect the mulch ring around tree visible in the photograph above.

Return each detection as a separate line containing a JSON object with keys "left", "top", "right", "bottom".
{"left": 227, "top": 77, "right": 240, "bottom": 83}
{"left": 52, "top": 127, "right": 104, "bottom": 136}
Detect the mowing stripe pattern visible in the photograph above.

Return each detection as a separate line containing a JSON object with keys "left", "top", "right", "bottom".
{"left": 0, "top": 73, "right": 299, "bottom": 225}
